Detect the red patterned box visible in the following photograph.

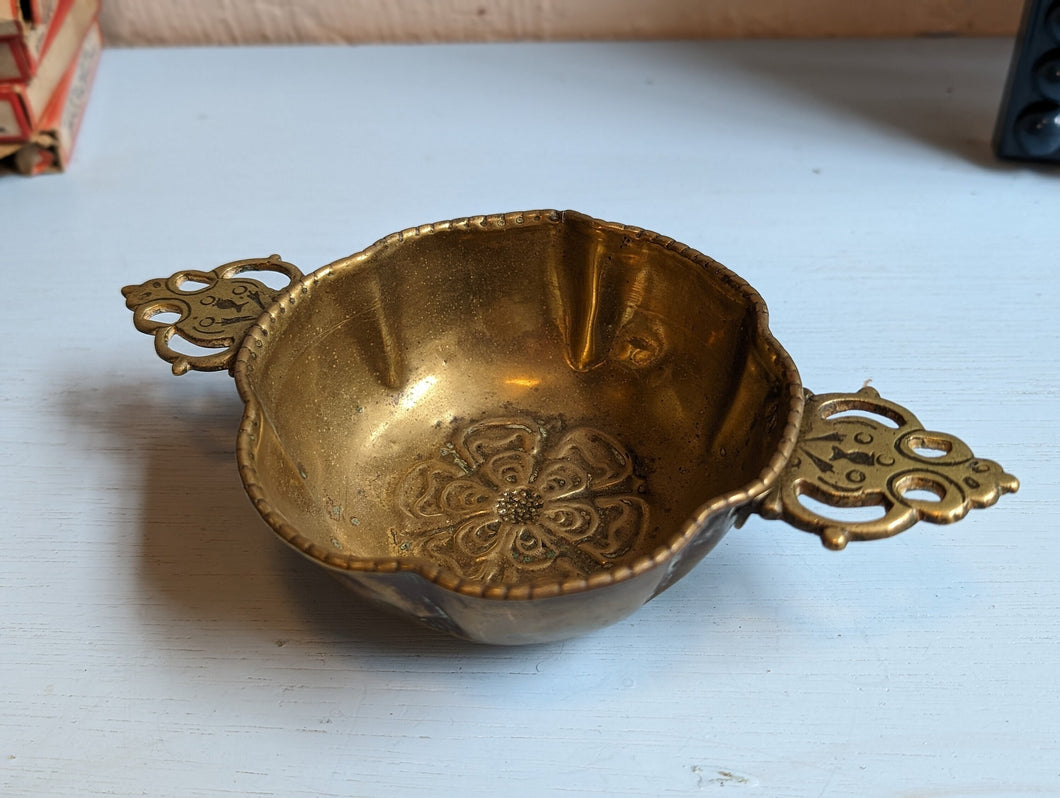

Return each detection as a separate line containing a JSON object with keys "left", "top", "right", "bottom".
{"left": 0, "top": 19, "right": 99, "bottom": 173}
{"left": 0, "top": 0, "right": 97, "bottom": 141}
{"left": 0, "top": 0, "right": 59, "bottom": 82}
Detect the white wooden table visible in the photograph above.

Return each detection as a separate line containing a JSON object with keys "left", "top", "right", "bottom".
{"left": 1, "top": 39, "right": 1057, "bottom": 797}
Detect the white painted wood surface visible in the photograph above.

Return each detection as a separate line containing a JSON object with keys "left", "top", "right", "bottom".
{"left": 1, "top": 39, "right": 1057, "bottom": 797}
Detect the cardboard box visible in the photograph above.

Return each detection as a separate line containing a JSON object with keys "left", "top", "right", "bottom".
{"left": 0, "top": 0, "right": 60, "bottom": 83}
{"left": 0, "top": 1, "right": 29, "bottom": 37}
{"left": 0, "top": 0, "right": 97, "bottom": 140}
{"left": 0, "top": 0, "right": 57, "bottom": 38}
{"left": 0, "top": 19, "right": 98, "bottom": 173}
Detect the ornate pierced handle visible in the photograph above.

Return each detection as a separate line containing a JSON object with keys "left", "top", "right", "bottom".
{"left": 121, "top": 255, "right": 303, "bottom": 375}
{"left": 757, "top": 386, "right": 1018, "bottom": 550}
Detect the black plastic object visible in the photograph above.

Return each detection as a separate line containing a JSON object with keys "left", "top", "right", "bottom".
{"left": 995, "top": 0, "right": 1060, "bottom": 162}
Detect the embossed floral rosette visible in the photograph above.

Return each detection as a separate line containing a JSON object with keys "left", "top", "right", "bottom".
{"left": 396, "top": 417, "right": 650, "bottom": 585}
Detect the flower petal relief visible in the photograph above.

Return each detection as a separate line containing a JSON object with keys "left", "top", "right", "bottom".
{"left": 396, "top": 416, "right": 650, "bottom": 585}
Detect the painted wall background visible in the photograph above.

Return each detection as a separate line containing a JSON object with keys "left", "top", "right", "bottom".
{"left": 99, "top": 0, "right": 1023, "bottom": 46}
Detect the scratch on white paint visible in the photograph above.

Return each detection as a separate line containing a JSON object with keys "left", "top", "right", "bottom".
{"left": 692, "top": 765, "right": 760, "bottom": 789}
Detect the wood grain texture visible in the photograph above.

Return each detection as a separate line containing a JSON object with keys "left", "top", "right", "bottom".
{"left": 1, "top": 39, "right": 1057, "bottom": 797}
{"left": 98, "top": 0, "right": 1024, "bottom": 46}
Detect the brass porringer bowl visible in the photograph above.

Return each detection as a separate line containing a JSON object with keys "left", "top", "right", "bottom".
{"left": 123, "top": 210, "right": 1018, "bottom": 644}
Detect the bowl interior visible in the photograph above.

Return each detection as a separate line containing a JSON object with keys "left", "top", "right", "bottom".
{"left": 237, "top": 210, "right": 795, "bottom": 590}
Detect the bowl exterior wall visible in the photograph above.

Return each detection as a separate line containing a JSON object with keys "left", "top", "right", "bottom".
{"left": 328, "top": 504, "right": 741, "bottom": 644}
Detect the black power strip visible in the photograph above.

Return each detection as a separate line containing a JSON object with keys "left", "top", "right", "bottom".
{"left": 994, "top": 0, "right": 1060, "bottom": 162}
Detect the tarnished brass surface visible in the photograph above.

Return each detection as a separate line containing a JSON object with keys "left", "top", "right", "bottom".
{"left": 758, "top": 386, "right": 1019, "bottom": 550}
{"left": 396, "top": 416, "right": 650, "bottom": 586}
{"left": 122, "top": 255, "right": 303, "bottom": 374}
{"left": 122, "top": 210, "right": 1018, "bottom": 643}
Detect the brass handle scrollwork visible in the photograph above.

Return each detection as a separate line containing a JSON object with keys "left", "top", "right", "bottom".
{"left": 121, "top": 255, "right": 303, "bottom": 375}
{"left": 758, "top": 385, "right": 1019, "bottom": 550}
